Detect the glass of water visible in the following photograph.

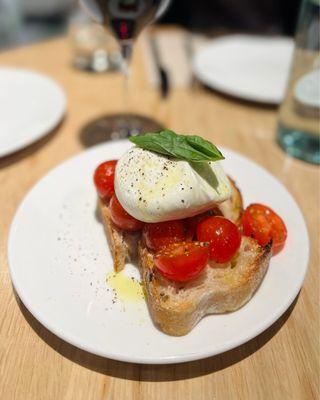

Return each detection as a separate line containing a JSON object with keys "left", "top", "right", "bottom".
{"left": 277, "top": 0, "right": 320, "bottom": 164}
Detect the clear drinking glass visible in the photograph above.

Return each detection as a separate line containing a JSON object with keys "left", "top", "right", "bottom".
{"left": 79, "top": 0, "right": 172, "bottom": 140}
{"left": 69, "top": 8, "right": 121, "bottom": 73}
{"left": 277, "top": 0, "right": 320, "bottom": 164}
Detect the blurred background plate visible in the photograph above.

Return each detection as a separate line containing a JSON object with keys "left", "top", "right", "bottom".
{"left": 193, "top": 35, "right": 294, "bottom": 104}
{"left": 0, "top": 68, "right": 66, "bottom": 157}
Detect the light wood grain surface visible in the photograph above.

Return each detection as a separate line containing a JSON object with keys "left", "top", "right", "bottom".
{"left": 0, "top": 32, "right": 319, "bottom": 400}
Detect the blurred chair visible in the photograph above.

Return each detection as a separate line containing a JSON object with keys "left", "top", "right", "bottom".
{"left": 0, "top": 0, "right": 75, "bottom": 50}
{"left": 21, "top": 0, "right": 74, "bottom": 18}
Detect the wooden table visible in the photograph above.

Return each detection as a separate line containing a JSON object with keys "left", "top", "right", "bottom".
{"left": 0, "top": 33, "right": 319, "bottom": 400}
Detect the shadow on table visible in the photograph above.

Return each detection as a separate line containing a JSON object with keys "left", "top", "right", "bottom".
{"left": 79, "top": 114, "right": 163, "bottom": 148}
{"left": 0, "top": 118, "right": 65, "bottom": 170}
{"left": 15, "top": 288, "right": 299, "bottom": 382}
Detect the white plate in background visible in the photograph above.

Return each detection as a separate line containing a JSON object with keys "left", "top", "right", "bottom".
{"left": 193, "top": 35, "right": 294, "bottom": 104}
{"left": 0, "top": 68, "right": 66, "bottom": 157}
{"left": 8, "top": 140, "right": 309, "bottom": 364}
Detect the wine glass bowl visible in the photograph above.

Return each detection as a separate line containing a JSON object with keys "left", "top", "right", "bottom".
{"left": 80, "top": 0, "right": 171, "bottom": 44}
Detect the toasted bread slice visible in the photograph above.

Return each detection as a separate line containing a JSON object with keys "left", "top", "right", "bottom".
{"left": 98, "top": 180, "right": 271, "bottom": 336}
{"left": 138, "top": 238, "right": 272, "bottom": 336}
{"left": 98, "top": 177, "right": 243, "bottom": 272}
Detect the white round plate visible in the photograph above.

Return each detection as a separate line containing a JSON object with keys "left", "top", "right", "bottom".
{"left": 8, "top": 141, "right": 309, "bottom": 364}
{"left": 0, "top": 68, "right": 66, "bottom": 158}
{"left": 193, "top": 35, "right": 294, "bottom": 104}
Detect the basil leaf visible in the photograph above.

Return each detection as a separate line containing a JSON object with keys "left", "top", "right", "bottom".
{"left": 129, "top": 135, "right": 172, "bottom": 157}
{"left": 186, "top": 135, "right": 224, "bottom": 161}
{"left": 158, "top": 130, "right": 214, "bottom": 162}
{"left": 129, "top": 130, "right": 224, "bottom": 163}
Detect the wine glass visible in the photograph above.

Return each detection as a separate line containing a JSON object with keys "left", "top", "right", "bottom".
{"left": 79, "top": 0, "right": 172, "bottom": 142}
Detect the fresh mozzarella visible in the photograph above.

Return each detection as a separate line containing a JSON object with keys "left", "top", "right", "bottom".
{"left": 115, "top": 147, "right": 231, "bottom": 223}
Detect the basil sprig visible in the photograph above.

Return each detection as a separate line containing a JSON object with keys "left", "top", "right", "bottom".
{"left": 129, "top": 130, "right": 224, "bottom": 163}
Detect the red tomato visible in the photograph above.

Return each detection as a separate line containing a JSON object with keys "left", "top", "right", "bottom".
{"left": 110, "top": 195, "right": 144, "bottom": 231}
{"left": 242, "top": 203, "right": 287, "bottom": 255}
{"left": 184, "top": 209, "right": 222, "bottom": 240}
{"left": 154, "top": 242, "right": 209, "bottom": 282}
{"left": 94, "top": 160, "right": 117, "bottom": 199}
{"left": 197, "top": 216, "right": 241, "bottom": 263}
{"left": 143, "top": 220, "right": 186, "bottom": 251}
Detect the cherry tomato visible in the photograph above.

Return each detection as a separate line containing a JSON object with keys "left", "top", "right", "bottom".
{"left": 154, "top": 242, "right": 209, "bottom": 282}
{"left": 197, "top": 216, "right": 241, "bottom": 263}
{"left": 143, "top": 220, "right": 186, "bottom": 251}
{"left": 110, "top": 195, "right": 144, "bottom": 231}
{"left": 242, "top": 203, "right": 287, "bottom": 255}
{"left": 184, "top": 209, "right": 221, "bottom": 240}
{"left": 94, "top": 160, "right": 117, "bottom": 199}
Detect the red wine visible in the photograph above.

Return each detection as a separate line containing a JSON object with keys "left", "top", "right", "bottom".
{"left": 93, "top": 0, "right": 170, "bottom": 42}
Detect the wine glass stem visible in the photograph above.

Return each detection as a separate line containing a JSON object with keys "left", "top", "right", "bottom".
{"left": 120, "top": 41, "right": 133, "bottom": 115}
{"left": 121, "top": 41, "right": 133, "bottom": 64}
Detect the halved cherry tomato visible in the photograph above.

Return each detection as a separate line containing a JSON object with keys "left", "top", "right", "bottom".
{"left": 154, "top": 242, "right": 209, "bottom": 282}
{"left": 197, "top": 216, "right": 241, "bottom": 263}
{"left": 94, "top": 160, "right": 117, "bottom": 199}
{"left": 143, "top": 220, "right": 186, "bottom": 251}
{"left": 110, "top": 195, "right": 144, "bottom": 231}
{"left": 242, "top": 203, "right": 287, "bottom": 255}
